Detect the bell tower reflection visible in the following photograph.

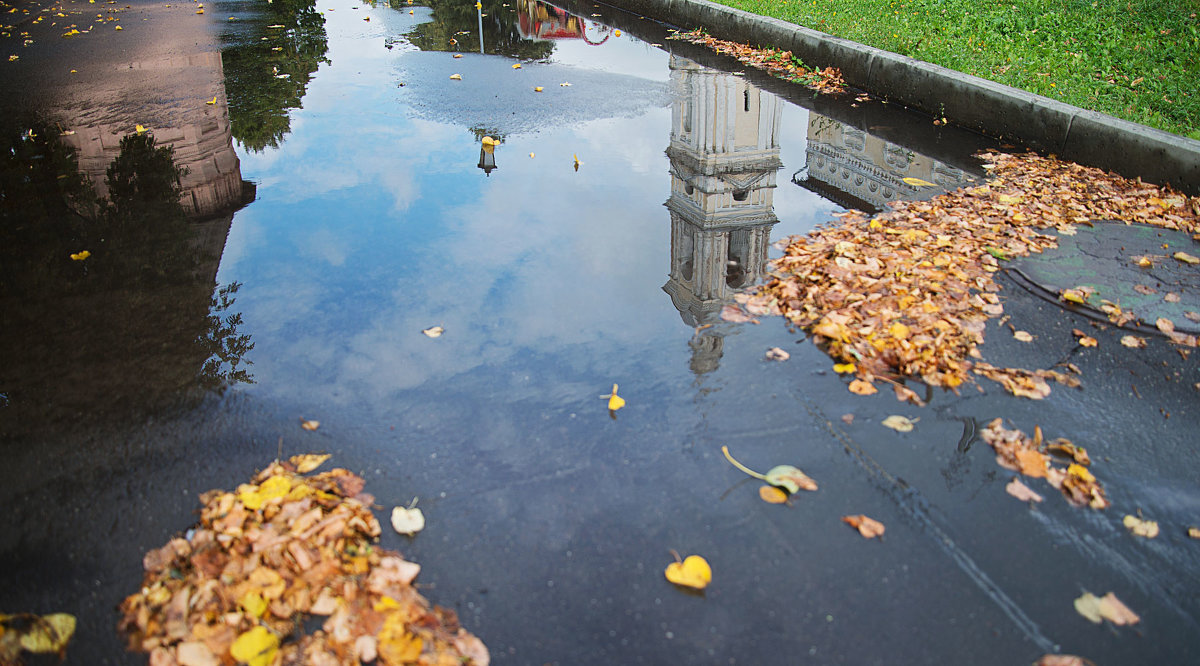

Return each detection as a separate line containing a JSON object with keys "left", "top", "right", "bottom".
{"left": 662, "top": 56, "right": 782, "bottom": 375}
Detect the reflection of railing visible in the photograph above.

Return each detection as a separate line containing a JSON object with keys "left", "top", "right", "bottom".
{"left": 516, "top": 0, "right": 610, "bottom": 43}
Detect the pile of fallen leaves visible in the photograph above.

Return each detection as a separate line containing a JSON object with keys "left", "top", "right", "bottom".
{"left": 734, "top": 151, "right": 1200, "bottom": 400}
{"left": 981, "top": 419, "right": 1109, "bottom": 509}
{"left": 118, "top": 455, "right": 488, "bottom": 666}
{"left": 667, "top": 29, "right": 846, "bottom": 93}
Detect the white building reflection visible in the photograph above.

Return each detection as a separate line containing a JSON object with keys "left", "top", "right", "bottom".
{"left": 795, "top": 113, "right": 970, "bottom": 211}
{"left": 662, "top": 56, "right": 781, "bottom": 374}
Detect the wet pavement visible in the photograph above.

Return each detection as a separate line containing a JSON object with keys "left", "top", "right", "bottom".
{"left": 1, "top": 0, "right": 1199, "bottom": 664}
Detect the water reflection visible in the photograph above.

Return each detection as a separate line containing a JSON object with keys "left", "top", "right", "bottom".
{"left": 220, "top": 0, "right": 331, "bottom": 152}
{"left": 795, "top": 113, "right": 971, "bottom": 212}
{"left": 515, "top": 0, "right": 613, "bottom": 45}
{"left": 662, "top": 56, "right": 781, "bottom": 374}
{"left": 405, "top": 0, "right": 553, "bottom": 60}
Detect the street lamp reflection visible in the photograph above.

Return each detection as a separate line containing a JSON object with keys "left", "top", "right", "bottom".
{"left": 478, "top": 136, "right": 498, "bottom": 176}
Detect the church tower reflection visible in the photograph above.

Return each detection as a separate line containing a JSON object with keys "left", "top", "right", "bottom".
{"left": 662, "top": 56, "right": 782, "bottom": 375}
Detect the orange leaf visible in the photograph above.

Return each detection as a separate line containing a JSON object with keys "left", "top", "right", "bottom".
{"left": 841, "top": 514, "right": 885, "bottom": 538}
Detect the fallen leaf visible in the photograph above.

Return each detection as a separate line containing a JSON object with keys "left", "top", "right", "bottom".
{"left": 881, "top": 415, "right": 917, "bottom": 432}
{"left": 1123, "top": 514, "right": 1159, "bottom": 538}
{"left": 0, "top": 613, "right": 76, "bottom": 659}
{"left": 229, "top": 626, "right": 278, "bottom": 666}
{"left": 205, "top": 96, "right": 217, "bottom": 105}
{"left": 1015, "top": 448, "right": 1049, "bottom": 477}
{"left": 614, "top": 29, "right": 621, "bottom": 36}
{"left": 1133, "top": 284, "right": 1158, "bottom": 295}
{"left": 721, "top": 446, "right": 816, "bottom": 492}
{"left": 391, "top": 506, "right": 425, "bottom": 535}
{"left": 1155, "top": 317, "right": 1175, "bottom": 334}
{"left": 599, "top": 383, "right": 625, "bottom": 412}
{"left": 1013, "top": 330, "right": 1033, "bottom": 342}
{"left": 533, "top": 86, "right": 543, "bottom": 92}
{"left": 422, "top": 325, "right": 444, "bottom": 338}
{"left": 1189, "top": 526, "right": 1200, "bottom": 539}
{"left": 758, "top": 485, "right": 788, "bottom": 504}
{"left": 1005, "top": 477, "right": 1044, "bottom": 502}
{"left": 841, "top": 514, "right": 885, "bottom": 538}
{"left": 1173, "top": 251, "right": 1200, "bottom": 264}
{"left": 69, "top": 250, "right": 90, "bottom": 261}
{"left": 1034, "top": 656, "right": 1094, "bottom": 666}
{"left": 833, "top": 362, "right": 856, "bottom": 374}
{"left": 1120, "top": 335, "right": 1146, "bottom": 348}
{"left": 902, "top": 176, "right": 937, "bottom": 187}
{"left": 765, "top": 347, "right": 789, "bottom": 361}
{"left": 1047, "top": 439, "right": 1090, "bottom": 465}
{"left": 511, "top": 63, "right": 521, "bottom": 69}
{"left": 1187, "top": 311, "right": 1200, "bottom": 323}
{"left": 560, "top": 81, "right": 571, "bottom": 86}
{"left": 453, "top": 53, "right": 462, "bottom": 58}
{"left": 300, "top": 420, "right": 320, "bottom": 431}
{"left": 376, "top": 613, "right": 423, "bottom": 665}
{"left": 449, "top": 73, "right": 462, "bottom": 80}
{"left": 664, "top": 553, "right": 711, "bottom": 589}
{"left": 848, "top": 379, "right": 877, "bottom": 395}
{"left": 135, "top": 124, "right": 146, "bottom": 134}
{"left": 841, "top": 413, "right": 854, "bottom": 425}
{"left": 289, "top": 453, "right": 330, "bottom": 473}
{"left": 480, "top": 136, "right": 498, "bottom": 147}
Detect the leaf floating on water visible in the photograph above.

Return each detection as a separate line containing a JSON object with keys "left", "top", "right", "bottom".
{"left": 300, "top": 420, "right": 320, "bottom": 431}
{"left": 758, "top": 485, "right": 788, "bottom": 504}
{"left": 533, "top": 86, "right": 543, "bottom": 92}
{"left": 765, "top": 347, "right": 789, "bottom": 361}
{"left": 1173, "top": 251, "right": 1200, "bottom": 265}
{"left": 422, "top": 325, "right": 444, "bottom": 338}
{"left": 480, "top": 136, "right": 498, "bottom": 147}
{"left": 1120, "top": 335, "right": 1146, "bottom": 348}
{"left": 1013, "top": 330, "right": 1033, "bottom": 342}
{"left": 1123, "top": 514, "right": 1159, "bottom": 538}
{"left": 511, "top": 63, "right": 521, "bottom": 69}
{"left": 391, "top": 505, "right": 426, "bottom": 536}
{"left": 841, "top": 413, "right": 854, "bottom": 425}
{"left": 902, "top": 176, "right": 936, "bottom": 187}
{"left": 664, "top": 553, "right": 711, "bottom": 590}
{"left": 848, "top": 378, "right": 877, "bottom": 395}
{"left": 69, "top": 250, "right": 90, "bottom": 261}
{"left": 573, "top": 154, "right": 581, "bottom": 171}
{"left": 449, "top": 73, "right": 462, "bottom": 80}
{"left": 601, "top": 383, "right": 625, "bottom": 412}
{"left": 453, "top": 53, "right": 462, "bottom": 58}
{"left": 1074, "top": 592, "right": 1140, "bottom": 626}
{"left": 1189, "top": 526, "right": 1200, "bottom": 539}
{"left": 1005, "top": 477, "right": 1044, "bottom": 502}
{"left": 721, "top": 446, "right": 816, "bottom": 492}
{"left": 560, "top": 81, "right": 571, "bottom": 86}
{"left": 881, "top": 415, "right": 917, "bottom": 432}
{"left": 841, "top": 514, "right": 885, "bottom": 538}
{"left": 288, "top": 453, "right": 330, "bottom": 473}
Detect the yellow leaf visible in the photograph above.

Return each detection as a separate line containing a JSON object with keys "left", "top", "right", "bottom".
{"left": 300, "top": 419, "right": 320, "bottom": 431}
{"left": 832, "top": 362, "right": 856, "bottom": 374}
{"left": 239, "top": 592, "right": 267, "bottom": 619}
{"left": 453, "top": 53, "right": 463, "bottom": 58}
{"left": 114, "top": 24, "right": 121, "bottom": 30}
{"left": 511, "top": 63, "right": 521, "bottom": 69}
{"left": 377, "top": 613, "right": 424, "bottom": 664}
{"left": 288, "top": 453, "right": 330, "bottom": 473}
{"left": 614, "top": 29, "right": 621, "bottom": 36}
{"left": 534, "top": 86, "right": 543, "bottom": 92}
{"left": 135, "top": 124, "right": 146, "bottom": 134}
{"left": 664, "top": 554, "right": 711, "bottom": 589}
{"left": 888, "top": 322, "right": 910, "bottom": 339}
{"left": 603, "top": 383, "right": 625, "bottom": 411}
{"left": 881, "top": 415, "right": 916, "bottom": 432}
{"left": 196, "top": 8, "right": 204, "bottom": 13}
{"left": 1174, "top": 251, "right": 1200, "bottom": 265}
{"left": 230, "top": 626, "right": 278, "bottom": 666}
{"left": 206, "top": 96, "right": 217, "bottom": 105}
{"left": 373, "top": 596, "right": 403, "bottom": 612}
{"left": 1123, "top": 514, "right": 1159, "bottom": 538}
{"left": 238, "top": 475, "right": 292, "bottom": 510}
{"left": 69, "top": 250, "right": 90, "bottom": 261}
{"left": 449, "top": 73, "right": 462, "bottom": 80}
{"left": 480, "top": 136, "right": 498, "bottom": 146}
{"left": 997, "top": 193, "right": 1023, "bottom": 204}
{"left": 3, "top": 613, "right": 75, "bottom": 655}
{"left": 1188, "top": 526, "right": 1200, "bottom": 539}
{"left": 1068, "top": 463, "right": 1094, "bottom": 483}
{"left": 390, "top": 506, "right": 425, "bottom": 535}
{"left": 759, "top": 485, "right": 788, "bottom": 504}
{"left": 902, "top": 176, "right": 936, "bottom": 188}
{"left": 1060, "top": 288, "right": 1086, "bottom": 304}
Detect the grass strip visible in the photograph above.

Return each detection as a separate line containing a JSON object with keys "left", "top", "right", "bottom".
{"left": 709, "top": 0, "right": 1200, "bottom": 139}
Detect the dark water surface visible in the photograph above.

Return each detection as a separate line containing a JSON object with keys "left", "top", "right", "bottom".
{"left": 3, "top": 0, "right": 1199, "bottom": 663}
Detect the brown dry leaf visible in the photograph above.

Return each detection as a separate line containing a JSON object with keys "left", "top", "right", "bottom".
{"left": 840, "top": 413, "right": 855, "bottom": 425}
{"left": 1013, "top": 330, "right": 1034, "bottom": 342}
{"left": 1155, "top": 317, "right": 1176, "bottom": 334}
{"left": 1121, "top": 335, "right": 1146, "bottom": 348}
{"left": 848, "top": 379, "right": 878, "bottom": 396}
{"left": 841, "top": 514, "right": 885, "bottom": 538}
{"left": 1015, "top": 449, "right": 1049, "bottom": 478}
{"left": 300, "top": 420, "right": 320, "bottom": 431}
{"left": 1047, "top": 439, "right": 1091, "bottom": 465}
{"left": 759, "top": 485, "right": 788, "bottom": 504}
{"left": 1005, "top": 477, "right": 1044, "bottom": 502}
{"left": 1132, "top": 284, "right": 1158, "bottom": 295}
{"left": 289, "top": 454, "right": 331, "bottom": 473}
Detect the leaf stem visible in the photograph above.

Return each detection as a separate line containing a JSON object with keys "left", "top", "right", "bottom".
{"left": 721, "top": 446, "right": 766, "bottom": 480}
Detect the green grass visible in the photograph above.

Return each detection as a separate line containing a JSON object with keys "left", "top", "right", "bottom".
{"left": 710, "top": 0, "right": 1200, "bottom": 139}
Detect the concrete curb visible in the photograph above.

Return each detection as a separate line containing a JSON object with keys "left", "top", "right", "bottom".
{"left": 606, "top": 0, "right": 1200, "bottom": 195}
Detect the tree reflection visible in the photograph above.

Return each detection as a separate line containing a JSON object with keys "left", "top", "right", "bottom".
{"left": 405, "top": 0, "right": 554, "bottom": 60}
{"left": 0, "top": 121, "right": 254, "bottom": 437}
{"left": 221, "top": 0, "right": 330, "bottom": 152}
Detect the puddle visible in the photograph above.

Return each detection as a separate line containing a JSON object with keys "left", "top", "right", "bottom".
{"left": 2, "top": 0, "right": 1199, "bottom": 663}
